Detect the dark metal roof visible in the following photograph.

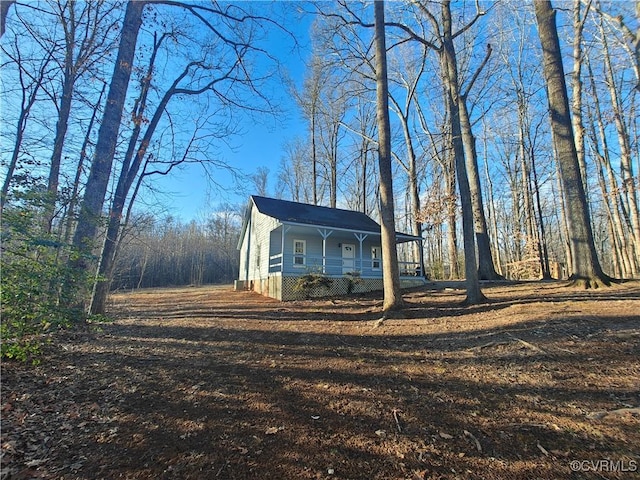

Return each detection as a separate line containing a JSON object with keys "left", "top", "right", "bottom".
{"left": 251, "top": 195, "right": 382, "bottom": 233}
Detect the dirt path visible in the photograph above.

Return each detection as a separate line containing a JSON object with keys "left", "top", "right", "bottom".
{"left": 2, "top": 281, "right": 640, "bottom": 479}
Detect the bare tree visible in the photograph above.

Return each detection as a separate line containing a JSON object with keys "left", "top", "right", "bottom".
{"left": 72, "top": 0, "right": 146, "bottom": 270}
{"left": 533, "top": 0, "right": 611, "bottom": 287}
{"left": 436, "top": 0, "right": 486, "bottom": 302}
{"left": 415, "top": 98, "right": 460, "bottom": 279}
{"left": 593, "top": 3, "right": 640, "bottom": 265}
{"left": 491, "top": 3, "right": 556, "bottom": 280}
{"left": 378, "top": 0, "right": 488, "bottom": 300}
{"left": 277, "top": 137, "right": 316, "bottom": 203}
{"left": 91, "top": 50, "right": 256, "bottom": 314}
{"left": 585, "top": 57, "right": 637, "bottom": 277}
{"left": 387, "top": 42, "right": 428, "bottom": 278}
{"left": 570, "top": 0, "right": 591, "bottom": 195}
{"left": 1, "top": 36, "right": 54, "bottom": 210}
{"left": 88, "top": 1, "right": 289, "bottom": 313}
{"left": 374, "top": 0, "right": 403, "bottom": 312}
{"left": 317, "top": 82, "right": 347, "bottom": 208}
{"left": 251, "top": 166, "right": 270, "bottom": 197}
{"left": 343, "top": 95, "right": 377, "bottom": 215}
{"left": 292, "top": 53, "right": 324, "bottom": 205}
{"left": 43, "top": 0, "right": 118, "bottom": 233}
{"left": 63, "top": 82, "right": 107, "bottom": 245}
{"left": 457, "top": 43, "right": 503, "bottom": 280}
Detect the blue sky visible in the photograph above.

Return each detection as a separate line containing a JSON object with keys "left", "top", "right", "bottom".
{"left": 0, "top": 1, "right": 316, "bottom": 223}
{"left": 151, "top": 114, "right": 304, "bottom": 220}
{"left": 148, "top": 3, "right": 314, "bottom": 222}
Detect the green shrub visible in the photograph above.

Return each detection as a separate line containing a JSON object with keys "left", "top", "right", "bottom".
{"left": 345, "top": 271, "right": 363, "bottom": 294}
{"left": 293, "top": 272, "right": 333, "bottom": 299}
{"left": 1, "top": 199, "right": 88, "bottom": 363}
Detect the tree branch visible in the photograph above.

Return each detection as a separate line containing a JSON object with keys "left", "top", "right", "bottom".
{"left": 462, "top": 43, "right": 492, "bottom": 99}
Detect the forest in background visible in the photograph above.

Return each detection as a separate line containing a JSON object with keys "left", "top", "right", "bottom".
{"left": 110, "top": 210, "right": 241, "bottom": 291}
{"left": 1, "top": 1, "right": 638, "bottom": 356}
{"left": 271, "top": 0, "right": 638, "bottom": 284}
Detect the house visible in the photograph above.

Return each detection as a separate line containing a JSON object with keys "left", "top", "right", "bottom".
{"left": 235, "top": 195, "right": 427, "bottom": 300}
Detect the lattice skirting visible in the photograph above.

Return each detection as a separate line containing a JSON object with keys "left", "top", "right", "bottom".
{"left": 236, "top": 276, "right": 424, "bottom": 301}
{"left": 276, "top": 276, "right": 381, "bottom": 301}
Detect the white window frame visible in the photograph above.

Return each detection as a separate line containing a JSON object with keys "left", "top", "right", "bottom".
{"left": 371, "top": 246, "right": 381, "bottom": 270}
{"left": 293, "top": 239, "right": 306, "bottom": 267}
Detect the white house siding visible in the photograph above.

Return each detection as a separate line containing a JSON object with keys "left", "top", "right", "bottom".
{"left": 236, "top": 196, "right": 426, "bottom": 300}
{"left": 238, "top": 203, "right": 279, "bottom": 284}
{"left": 253, "top": 207, "right": 279, "bottom": 281}
{"left": 237, "top": 219, "right": 250, "bottom": 282}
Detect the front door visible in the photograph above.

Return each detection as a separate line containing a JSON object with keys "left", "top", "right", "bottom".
{"left": 342, "top": 243, "right": 355, "bottom": 274}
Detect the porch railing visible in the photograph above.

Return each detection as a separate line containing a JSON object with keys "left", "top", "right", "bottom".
{"left": 268, "top": 253, "right": 422, "bottom": 277}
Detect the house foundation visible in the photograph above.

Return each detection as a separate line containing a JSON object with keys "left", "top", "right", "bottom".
{"left": 235, "top": 274, "right": 426, "bottom": 301}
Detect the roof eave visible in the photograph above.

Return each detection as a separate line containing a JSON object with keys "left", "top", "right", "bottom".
{"left": 278, "top": 219, "right": 421, "bottom": 242}
{"left": 279, "top": 219, "right": 379, "bottom": 237}
{"left": 236, "top": 197, "right": 257, "bottom": 250}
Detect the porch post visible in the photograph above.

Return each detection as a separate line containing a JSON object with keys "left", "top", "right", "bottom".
{"left": 244, "top": 211, "right": 252, "bottom": 283}
{"left": 281, "top": 225, "right": 290, "bottom": 273}
{"left": 419, "top": 237, "right": 425, "bottom": 277}
{"left": 317, "top": 229, "right": 333, "bottom": 274}
{"left": 353, "top": 233, "right": 368, "bottom": 273}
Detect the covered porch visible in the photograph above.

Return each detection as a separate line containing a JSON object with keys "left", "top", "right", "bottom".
{"left": 267, "top": 221, "right": 425, "bottom": 281}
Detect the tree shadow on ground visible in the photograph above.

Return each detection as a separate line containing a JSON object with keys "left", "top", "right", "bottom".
{"left": 3, "top": 281, "right": 639, "bottom": 480}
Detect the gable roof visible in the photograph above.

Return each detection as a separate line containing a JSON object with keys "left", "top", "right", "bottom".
{"left": 251, "top": 195, "right": 382, "bottom": 233}
{"left": 237, "top": 195, "right": 421, "bottom": 250}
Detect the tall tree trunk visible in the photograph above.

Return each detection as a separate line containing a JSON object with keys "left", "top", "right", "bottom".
{"left": 459, "top": 89, "right": 502, "bottom": 281}
{"left": 91, "top": 36, "right": 191, "bottom": 314}
{"left": 311, "top": 111, "right": 318, "bottom": 205}
{"left": 329, "top": 121, "right": 339, "bottom": 208}
{"left": 374, "top": 0, "right": 403, "bottom": 312}
{"left": 571, "top": 0, "right": 590, "bottom": 196}
{"left": 45, "top": 4, "right": 77, "bottom": 233}
{"left": 596, "top": 9, "right": 640, "bottom": 265}
{"left": 593, "top": 142, "right": 627, "bottom": 277}
{"left": 407, "top": 151, "right": 425, "bottom": 276}
{"left": 64, "top": 82, "right": 106, "bottom": 244}
{"left": 555, "top": 160, "right": 572, "bottom": 275}
{"left": 72, "top": 0, "right": 145, "bottom": 307}
{"left": 45, "top": 71, "right": 74, "bottom": 232}
{"left": 533, "top": 0, "right": 611, "bottom": 287}
{"left": 391, "top": 96, "right": 425, "bottom": 277}
{"left": 440, "top": 0, "right": 485, "bottom": 303}
{"left": 415, "top": 100, "right": 457, "bottom": 279}
{"left": 522, "top": 142, "right": 539, "bottom": 276}
{"left": 457, "top": 43, "right": 501, "bottom": 280}
{"left": 482, "top": 133, "right": 503, "bottom": 275}
{"left": 444, "top": 152, "right": 459, "bottom": 279}
{"left": 359, "top": 133, "right": 369, "bottom": 214}
{"left": 530, "top": 147, "right": 552, "bottom": 278}
{"left": 586, "top": 60, "right": 637, "bottom": 276}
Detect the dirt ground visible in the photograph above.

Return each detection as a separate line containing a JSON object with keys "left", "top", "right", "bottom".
{"left": 2, "top": 281, "right": 640, "bottom": 480}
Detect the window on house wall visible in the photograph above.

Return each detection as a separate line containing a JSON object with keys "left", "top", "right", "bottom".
{"left": 371, "top": 246, "right": 381, "bottom": 270}
{"left": 293, "top": 239, "right": 306, "bottom": 266}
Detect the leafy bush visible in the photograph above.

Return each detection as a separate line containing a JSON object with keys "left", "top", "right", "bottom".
{"left": 345, "top": 271, "right": 363, "bottom": 294}
{"left": 293, "top": 272, "right": 333, "bottom": 299}
{"left": 1, "top": 198, "right": 87, "bottom": 363}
